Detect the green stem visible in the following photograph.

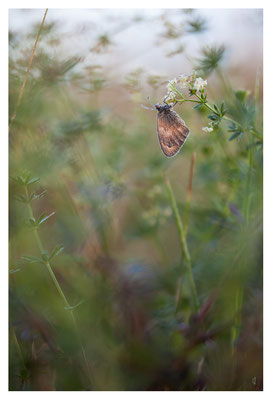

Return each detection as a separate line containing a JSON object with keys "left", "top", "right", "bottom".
{"left": 12, "top": 327, "right": 26, "bottom": 371}
{"left": 177, "top": 98, "right": 201, "bottom": 104}
{"left": 243, "top": 144, "right": 253, "bottom": 222}
{"left": 231, "top": 287, "right": 243, "bottom": 355}
{"left": 165, "top": 177, "right": 199, "bottom": 311}
{"left": 195, "top": 95, "right": 216, "bottom": 114}
{"left": 173, "top": 87, "right": 185, "bottom": 99}
{"left": 23, "top": 185, "right": 92, "bottom": 385}
{"left": 177, "top": 92, "right": 239, "bottom": 124}
{"left": 9, "top": 8, "right": 48, "bottom": 134}
{"left": 184, "top": 152, "right": 196, "bottom": 236}
{"left": 193, "top": 94, "right": 263, "bottom": 140}
{"left": 174, "top": 87, "right": 201, "bottom": 104}
{"left": 24, "top": 186, "right": 70, "bottom": 307}
{"left": 248, "top": 129, "right": 263, "bottom": 141}
{"left": 221, "top": 114, "right": 242, "bottom": 127}
{"left": 173, "top": 86, "right": 262, "bottom": 140}
{"left": 11, "top": 326, "right": 28, "bottom": 389}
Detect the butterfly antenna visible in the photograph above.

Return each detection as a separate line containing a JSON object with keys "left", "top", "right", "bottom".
{"left": 147, "top": 96, "right": 156, "bottom": 107}
{"left": 141, "top": 104, "right": 155, "bottom": 111}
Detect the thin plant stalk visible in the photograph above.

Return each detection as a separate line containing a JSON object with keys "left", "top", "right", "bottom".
{"left": 165, "top": 176, "right": 199, "bottom": 311}
{"left": 184, "top": 152, "right": 196, "bottom": 235}
{"left": 231, "top": 287, "right": 244, "bottom": 355}
{"left": 243, "top": 144, "right": 253, "bottom": 222}
{"left": 231, "top": 129, "right": 255, "bottom": 352}
{"left": 11, "top": 326, "right": 26, "bottom": 371}
{"left": 23, "top": 185, "right": 92, "bottom": 385}
{"left": 9, "top": 8, "right": 48, "bottom": 134}
{"left": 11, "top": 326, "right": 28, "bottom": 389}
{"left": 175, "top": 153, "right": 196, "bottom": 312}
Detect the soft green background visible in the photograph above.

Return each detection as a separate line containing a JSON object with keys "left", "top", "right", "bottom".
{"left": 9, "top": 9, "right": 262, "bottom": 390}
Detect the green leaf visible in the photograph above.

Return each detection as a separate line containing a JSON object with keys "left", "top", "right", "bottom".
{"left": 193, "top": 103, "right": 202, "bottom": 109}
{"left": 9, "top": 268, "right": 21, "bottom": 274}
{"left": 220, "top": 102, "right": 226, "bottom": 116}
{"left": 13, "top": 176, "right": 25, "bottom": 185}
{"left": 208, "top": 114, "right": 219, "bottom": 121}
{"left": 11, "top": 172, "right": 39, "bottom": 187}
{"left": 28, "top": 192, "right": 36, "bottom": 202}
{"left": 31, "top": 190, "right": 47, "bottom": 201}
{"left": 213, "top": 104, "right": 219, "bottom": 114}
{"left": 186, "top": 17, "right": 207, "bottom": 33}
{"left": 38, "top": 211, "right": 55, "bottom": 225}
{"left": 229, "top": 131, "right": 242, "bottom": 141}
{"left": 196, "top": 45, "right": 225, "bottom": 76}
{"left": 37, "top": 212, "right": 46, "bottom": 224}
{"left": 28, "top": 218, "right": 37, "bottom": 227}
{"left": 49, "top": 244, "right": 64, "bottom": 261}
{"left": 13, "top": 194, "right": 27, "bottom": 203}
{"left": 19, "top": 171, "right": 32, "bottom": 185}
{"left": 27, "top": 177, "right": 40, "bottom": 186}
{"left": 21, "top": 255, "right": 43, "bottom": 264}
{"left": 228, "top": 123, "right": 238, "bottom": 132}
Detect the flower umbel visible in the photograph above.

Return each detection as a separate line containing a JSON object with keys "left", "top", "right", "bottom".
{"left": 165, "top": 71, "right": 207, "bottom": 102}
{"left": 166, "top": 78, "right": 177, "bottom": 92}
{"left": 193, "top": 77, "right": 207, "bottom": 92}
{"left": 164, "top": 91, "right": 177, "bottom": 105}
{"left": 178, "top": 74, "right": 191, "bottom": 88}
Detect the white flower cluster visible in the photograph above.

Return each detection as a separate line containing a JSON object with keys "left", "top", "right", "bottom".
{"left": 193, "top": 77, "right": 207, "bottom": 92}
{"left": 202, "top": 122, "right": 214, "bottom": 133}
{"left": 164, "top": 78, "right": 178, "bottom": 105}
{"left": 164, "top": 71, "right": 207, "bottom": 105}
{"left": 164, "top": 91, "right": 177, "bottom": 105}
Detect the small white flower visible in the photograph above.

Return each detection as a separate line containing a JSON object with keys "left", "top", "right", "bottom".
{"left": 193, "top": 77, "right": 207, "bottom": 92}
{"left": 166, "top": 78, "right": 177, "bottom": 91}
{"left": 178, "top": 74, "right": 189, "bottom": 88}
{"left": 164, "top": 90, "right": 177, "bottom": 104}
{"left": 202, "top": 126, "right": 213, "bottom": 133}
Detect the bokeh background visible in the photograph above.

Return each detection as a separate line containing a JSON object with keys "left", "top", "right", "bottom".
{"left": 9, "top": 8, "right": 263, "bottom": 391}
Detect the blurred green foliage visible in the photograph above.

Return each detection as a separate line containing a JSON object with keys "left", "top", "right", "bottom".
{"left": 9, "top": 9, "right": 262, "bottom": 391}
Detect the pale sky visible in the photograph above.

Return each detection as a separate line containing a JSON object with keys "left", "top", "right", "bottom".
{"left": 9, "top": 8, "right": 263, "bottom": 85}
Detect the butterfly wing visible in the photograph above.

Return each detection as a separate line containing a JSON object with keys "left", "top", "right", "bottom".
{"left": 157, "top": 109, "right": 190, "bottom": 157}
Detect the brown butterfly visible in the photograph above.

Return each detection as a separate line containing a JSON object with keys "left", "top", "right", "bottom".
{"left": 143, "top": 98, "right": 190, "bottom": 157}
